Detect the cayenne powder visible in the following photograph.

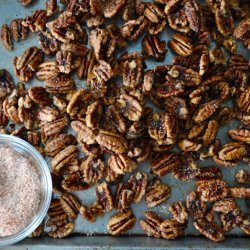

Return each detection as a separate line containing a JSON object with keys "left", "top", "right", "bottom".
{"left": 0, "top": 145, "right": 41, "bottom": 237}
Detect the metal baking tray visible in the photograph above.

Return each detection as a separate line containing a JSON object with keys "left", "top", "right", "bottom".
{"left": 0, "top": 0, "right": 250, "bottom": 249}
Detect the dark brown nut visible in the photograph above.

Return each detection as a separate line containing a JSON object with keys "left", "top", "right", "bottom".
{"left": 160, "top": 219, "right": 185, "bottom": 239}
{"left": 202, "top": 120, "right": 219, "bottom": 146}
{"left": 184, "top": 0, "right": 201, "bottom": 32}
{"left": 193, "top": 219, "right": 225, "bottom": 242}
{"left": 229, "top": 129, "right": 250, "bottom": 144}
{"left": 1, "top": 24, "right": 13, "bottom": 51}
{"left": 220, "top": 208, "right": 243, "bottom": 232}
{"left": 165, "top": 97, "right": 189, "bottom": 120}
{"left": 128, "top": 172, "right": 147, "bottom": 203}
{"left": 107, "top": 210, "right": 136, "bottom": 236}
{"left": 38, "top": 31, "right": 59, "bottom": 55}
{"left": 61, "top": 42, "right": 89, "bottom": 57}
{"left": 108, "top": 153, "right": 136, "bottom": 175}
{"left": 167, "top": 8, "right": 189, "bottom": 33}
{"left": 117, "top": 94, "right": 143, "bottom": 122}
{"left": 46, "top": 0, "right": 57, "bottom": 16}
{"left": 189, "top": 86, "right": 209, "bottom": 106}
{"left": 228, "top": 54, "right": 249, "bottom": 72}
{"left": 29, "top": 223, "right": 44, "bottom": 238}
{"left": 46, "top": 212, "right": 69, "bottom": 227}
{"left": 60, "top": 159, "right": 80, "bottom": 175}
{"left": 235, "top": 169, "right": 250, "bottom": 184}
{"left": 22, "top": 10, "right": 47, "bottom": 32}
{"left": 178, "top": 139, "right": 202, "bottom": 152}
{"left": 48, "top": 222, "right": 75, "bottom": 239}
{"left": 173, "top": 155, "right": 199, "bottom": 181}
{"left": 80, "top": 156, "right": 105, "bottom": 184}
{"left": 212, "top": 198, "right": 238, "bottom": 214}
{"left": 169, "top": 201, "right": 188, "bottom": 224}
{"left": 229, "top": 187, "right": 250, "bottom": 198}
{"left": 52, "top": 145, "right": 78, "bottom": 172}
{"left": 139, "top": 211, "right": 163, "bottom": 238}
{"left": 240, "top": 216, "right": 250, "bottom": 235}
{"left": 73, "top": 123, "right": 96, "bottom": 146}
{"left": 188, "top": 123, "right": 205, "bottom": 139}
{"left": 28, "top": 86, "right": 50, "bottom": 106}
{"left": 196, "top": 179, "right": 228, "bottom": 202}
{"left": 77, "top": 50, "right": 96, "bottom": 80}
{"left": 45, "top": 75, "right": 75, "bottom": 94}
{"left": 0, "top": 69, "right": 14, "bottom": 99}
{"left": 48, "top": 199, "right": 66, "bottom": 218}
{"left": 234, "top": 18, "right": 250, "bottom": 49}
{"left": 121, "top": 16, "right": 147, "bottom": 41}
{"left": 0, "top": 107, "right": 8, "bottom": 126}
{"left": 80, "top": 202, "right": 104, "bottom": 223}
{"left": 237, "top": 87, "right": 250, "bottom": 113}
{"left": 142, "top": 69, "right": 154, "bottom": 93}
{"left": 148, "top": 112, "right": 177, "bottom": 146}
{"left": 217, "top": 142, "right": 248, "bottom": 161}
{"left": 151, "top": 152, "right": 181, "bottom": 177}
{"left": 56, "top": 51, "right": 77, "bottom": 74}
{"left": 146, "top": 179, "right": 171, "bottom": 208}
{"left": 3, "top": 97, "right": 20, "bottom": 124}
{"left": 96, "top": 182, "right": 114, "bottom": 212}
{"left": 10, "top": 18, "right": 29, "bottom": 42}
{"left": 62, "top": 172, "right": 90, "bottom": 192}
{"left": 96, "top": 130, "right": 128, "bottom": 154}
{"left": 193, "top": 100, "right": 220, "bottom": 123}
{"left": 196, "top": 167, "right": 222, "bottom": 181}
{"left": 13, "top": 46, "right": 44, "bottom": 82}
{"left": 223, "top": 37, "right": 237, "bottom": 54}
{"left": 87, "top": 75, "right": 107, "bottom": 98}
{"left": 27, "top": 131, "right": 41, "bottom": 146}
{"left": 169, "top": 33, "right": 192, "bottom": 57}
{"left": 60, "top": 193, "right": 81, "bottom": 219}
{"left": 141, "top": 35, "right": 166, "bottom": 61}
{"left": 91, "top": 60, "right": 113, "bottom": 84}
{"left": 85, "top": 102, "right": 103, "bottom": 130}
{"left": 115, "top": 183, "right": 134, "bottom": 212}
{"left": 36, "top": 61, "right": 60, "bottom": 81}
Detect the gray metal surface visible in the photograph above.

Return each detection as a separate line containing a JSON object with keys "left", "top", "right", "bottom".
{"left": 0, "top": 0, "right": 250, "bottom": 248}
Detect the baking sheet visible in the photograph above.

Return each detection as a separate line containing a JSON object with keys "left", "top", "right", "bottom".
{"left": 0, "top": 0, "right": 250, "bottom": 240}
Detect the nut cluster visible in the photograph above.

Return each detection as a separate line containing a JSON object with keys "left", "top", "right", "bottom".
{"left": 0, "top": 0, "right": 250, "bottom": 242}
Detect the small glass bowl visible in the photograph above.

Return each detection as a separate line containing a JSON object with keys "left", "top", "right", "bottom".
{"left": 0, "top": 134, "right": 52, "bottom": 247}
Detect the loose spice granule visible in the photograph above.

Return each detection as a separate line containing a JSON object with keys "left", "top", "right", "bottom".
{"left": 0, "top": 145, "right": 41, "bottom": 237}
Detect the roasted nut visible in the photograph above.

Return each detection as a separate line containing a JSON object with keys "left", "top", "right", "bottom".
{"left": 46, "top": 213, "right": 68, "bottom": 228}
{"left": 196, "top": 179, "right": 228, "bottom": 202}
{"left": 237, "top": 87, "right": 250, "bottom": 113}
{"left": 48, "top": 199, "right": 66, "bottom": 218}
{"left": 167, "top": 8, "right": 189, "bottom": 33}
{"left": 60, "top": 193, "right": 81, "bottom": 219}
{"left": 107, "top": 210, "right": 136, "bottom": 236}
{"left": 38, "top": 31, "right": 59, "bottom": 55}
{"left": 91, "top": 60, "right": 113, "bottom": 84}
{"left": 169, "top": 33, "right": 192, "bottom": 57}
{"left": 10, "top": 18, "right": 29, "bottom": 42}
{"left": 228, "top": 54, "right": 248, "bottom": 72}
{"left": 45, "top": 75, "right": 75, "bottom": 94}
{"left": 193, "top": 219, "right": 225, "bottom": 242}
{"left": 234, "top": 18, "right": 250, "bottom": 49}
{"left": 46, "top": 0, "right": 58, "bottom": 16}
{"left": 80, "top": 156, "right": 105, "bottom": 184}
{"left": 27, "top": 131, "right": 41, "bottom": 146}
{"left": 202, "top": 120, "right": 219, "bottom": 146}
{"left": 96, "top": 182, "right": 114, "bottom": 212}
{"left": 23, "top": 10, "right": 47, "bottom": 32}
{"left": 96, "top": 130, "right": 128, "bottom": 154}
{"left": 220, "top": 208, "right": 243, "bottom": 232}
{"left": 1, "top": 24, "right": 13, "bottom": 51}
{"left": 115, "top": 183, "right": 134, "bottom": 211}
{"left": 212, "top": 198, "right": 237, "bottom": 214}
{"left": 0, "top": 69, "right": 14, "bottom": 99}
{"left": 60, "top": 159, "right": 80, "bottom": 175}
{"left": 77, "top": 50, "right": 96, "bottom": 80}
{"left": 52, "top": 145, "right": 78, "bottom": 172}
{"left": 142, "top": 35, "right": 166, "bottom": 61}
{"left": 235, "top": 169, "right": 250, "bottom": 184}
{"left": 105, "top": 164, "right": 123, "bottom": 184}
{"left": 178, "top": 139, "right": 202, "bottom": 152}
{"left": 169, "top": 201, "right": 188, "bottom": 224}
{"left": 151, "top": 152, "right": 181, "bottom": 177}
{"left": 108, "top": 153, "right": 136, "bottom": 175}
{"left": 139, "top": 211, "right": 163, "bottom": 238}
{"left": 160, "top": 219, "right": 185, "bottom": 239}
{"left": 62, "top": 172, "right": 90, "bottom": 192}
{"left": 28, "top": 86, "right": 50, "bottom": 106}
{"left": 229, "top": 187, "right": 250, "bottom": 198}
{"left": 48, "top": 222, "right": 75, "bottom": 238}
{"left": 228, "top": 129, "right": 250, "bottom": 144}
{"left": 80, "top": 202, "right": 104, "bottom": 223}
{"left": 56, "top": 51, "right": 77, "bottom": 74}
{"left": 36, "top": 61, "right": 60, "bottom": 81}
{"left": 195, "top": 167, "right": 222, "bottom": 181}
{"left": 29, "top": 223, "right": 44, "bottom": 238}
{"left": 240, "top": 216, "right": 250, "bottom": 235}
{"left": 146, "top": 179, "right": 171, "bottom": 208}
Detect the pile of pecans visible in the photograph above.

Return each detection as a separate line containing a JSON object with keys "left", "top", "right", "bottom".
{"left": 0, "top": 0, "right": 250, "bottom": 242}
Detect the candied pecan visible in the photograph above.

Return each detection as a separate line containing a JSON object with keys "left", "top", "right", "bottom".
{"left": 229, "top": 129, "right": 250, "bottom": 144}
{"left": 60, "top": 193, "right": 81, "bottom": 219}
{"left": 146, "top": 179, "right": 171, "bottom": 208}
{"left": 1, "top": 24, "right": 13, "bottom": 51}
{"left": 168, "top": 8, "right": 189, "bottom": 33}
{"left": 29, "top": 223, "right": 44, "bottom": 238}
{"left": 108, "top": 153, "right": 136, "bottom": 175}
{"left": 27, "top": 131, "right": 41, "bottom": 146}
{"left": 184, "top": 0, "right": 201, "bottom": 32}
{"left": 237, "top": 87, "right": 250, "bottom": 113}
{"left": 212, "top": 198, "right": 238, "bottom": 214}
{"left": 61, "top": 42, "right": 89, "bottom": 56}
{"left": 165, "top": 97, "right": 189, "bottom": 120}
{"left": 141, "top": 35, "right": 166, "bottom": 61}
{"left": 234, "top": 18, "right": 250, "bottom": 49}
{"left": 48, "top": 199, "right": 66, "bottom": 218}
{"left": 80, "top": 202, "right": 104, "bottom": 223}
{"left": 107, "top": 210, "right": 136, "bottom": 236}
{"left": 48, "top": 222, "right": 74, "bottom": 239}
{"left": 45, "top": 74, "right": 75, "bottom": 94}
{"left": 193, "top": 100, "right": 220, "bottom": 123}
{"left": 28, "top": 86, "right": 50, "bottom": 106}
{"left": 202, "top": 120, "right": 219, "bottom": 146}
{"left": 216, "top": 107, "right": 235, "bottom": 125}
{"left": 36, "top": 61, "right": 60, "bottom": 81}
{"left": 62, "top": 172, "right": 90, "bottom": 192}
{"left": 160, "top": 219, "right": 185, "bottom": 239}
{"left": 178, "top": 139, "right": 202, "bottom": 152}
{"left": 169, "top": 201, "right": 188, "bottom": 224}
{"left": 10, "top": 18, "right": 29, "bottom": 42}
{"left": 196, "top": 179, "right": 228, "bottom": 202}
{"left": 228, "top": 54, "right": 249, "bottom": 72}
{"left": 229, "top": 187, "right": 250, "bottom": 198}
{"left": 13, "top": 46, "right": 44, "bottom": 82}
{"left": 0, "top": 69, "right": 14, "bottom": 99}
{"left": 46, "top": 213, "right": 69, "bottom": 227}
{"left": 148, "top": 112, "right": 178, "bottom": 145}
{"left": 169, "top": 33, "right": 193, "bottom": 57}
{"left": 121, "top": 16, "right": 147, "bottom": 41}
{"left": 223, "top": 37, "right": 237, "bottom": 54}
{"left": 196, "top": 167, "right": 222, "bottom": 181}
{"left": 151, "top": 152, "right": 181, "bottom": 177}
{"left": 115, "top": 183, "right": 134, "bottom": 211}
{"left": 85, "top": 101, "right": 103, "bottom": 130}
{"left": 56, "top": 51, "right": 77, "bottom": 74}
{"left": 139, "top": 211, "right": 163, "bottom": 238}
{"left": 96, "top": 182, "right": 114, "bottom": 212}
{"left": 96, "top": 130, "right": 128, "bottom": 154}
{"left": 220, "top": 208, "right": 243, "bottom": 232}
{"left": 193, "top": 219, "right": 225, "bottom": 242}
{"left": 60, "top": 159, "right": 80, "bottom": 175}
{"left": 46, "top": 0, "right": 58, "bottom": 16}
{"left": 23, "top": 10, "right": 47, "bottom": 32}
{"left": 52, "top": 145, "right": 78, "bottom": 172}
{"left": 3, "top": 94, "right": 20, "bottom": 124}
{"left": 80, "top": 156, "right": 105, "bottom": 184}
{"left": 90, "top": 60, "right": 113, "bottom": 84}
{"left": 38, "top": 31, "right": 59, "bottom": 55}
{"left": 189, "top": 86, "right": 209, "bottom": 106}
{"left": 77, "top": 50, "right": 96, "bottom": 80}
{"left": 235, "top": 169, "right": 250, "bottom": 184}
{"left": 240, "top": 216, "right": 250, "bottom": 235}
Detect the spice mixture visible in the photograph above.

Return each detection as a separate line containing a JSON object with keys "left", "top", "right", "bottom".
{"left": 0, "top": 146, "right": 41, "bottom": 237}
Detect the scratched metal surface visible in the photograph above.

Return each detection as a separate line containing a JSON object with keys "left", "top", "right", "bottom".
{"left": 0, "top": 0, "right": 250, "bottom": 244}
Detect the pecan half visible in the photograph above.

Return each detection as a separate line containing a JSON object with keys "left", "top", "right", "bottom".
{"left": 115, "top": 183, "right": 134, "bottom": 212}
{"left": 48, "top": 222, "right": 75, "bottom": 238}
{"left": 96, "top": 182, "right": 114, "bottom": 212}
{"left": 228, "top": 129, "right": 250, "bottom": 144}
{"left": 77, "top": 50, "right": 96, "bottom": 80}
{"left": 28, "top": 86, "right": 50, "bottom": 106}
{"left": 0, "top": 69, "right": 14, "bottom": 99}
{"left": 60, "top": 193, "right": 81, "bottom": 219}
{"left": 186, "top": 191, "right": 206, "bottom": 219}
{"left": 1, "top": 24, "right": 13, "bottom": 51}
{"left": 36, "top": 61, "right": 60, "bottom": 81}
{"left": 80, "top": 202, "right": 104, "bottom": 223}
{"left": 169, "top": 33, "right": 192, "bottom": 57}
{"left": 195, "top": 166, "right": 222, "bottom": 181}
{"left": 45, "top": 75, "right": 75, "bottom": 94}
{"left": 235, "top": 169, "right": 250, "bottom": 184}
{"left": 169, "top": 201, "right": 188, "bottom": 224}
{"left": 160, "top": 219, "right": 185, "bottom": 239}
{"left": 10, "top": 18, "right": 29, "bottom": 42}
{"left": 107, "top": 210, "right": 136, "bottom": 236}
{"left": 29, "top": 223, "right": 44, "bottom": 238}
{"left": 38, "top": 31, "right": 59, "bottom": 55}
{"left": 229, "top": 187, "right": 250, "bottom": 198}
{"left": 62, "top": 172, "right": 90, "bottom": 192}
